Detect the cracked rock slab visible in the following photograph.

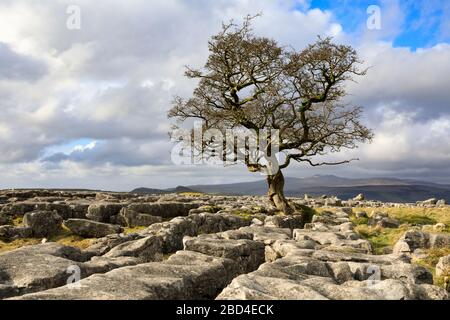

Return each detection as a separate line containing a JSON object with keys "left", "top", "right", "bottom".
{"left": 183, "top": 237, "right": 265, "bottom": 273}
{"left": 14, "top": 250, "right": 240, "bottom": 300}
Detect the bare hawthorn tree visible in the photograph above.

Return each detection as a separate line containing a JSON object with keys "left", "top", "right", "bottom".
{"left": 168, "top": 16, "right": 373, "bottom": 214}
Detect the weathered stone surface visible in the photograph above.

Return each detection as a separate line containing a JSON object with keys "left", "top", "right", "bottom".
{"left": 355, "top": 211, "right": 368, "bottom": 218}
{"left": 0, "top": 225, "right": 32, "bottom": 240}
{"left": 217, "top": 274, "right": 329, "bottom": 300}
{"left": 393, "top": 240, "right": 411, "bottom": 254}
{"left": 376, "top": 217, "right": 400, "bottom": 228}
{"left": 0, "top": 243, "right": 90, "bottom": 298}
{"left": 63, "top": 219, "right": 123, "bottom": 238}
{"left": 67, "top": 201, "right": 90, "bottom": 219}
{"left": 0, "top": 190, "right": 448, "bottom": 301}
{"left": 126, "top": 202, "right": 199, "bottom": 218}
{"left": 420, "top": 198, "right": 437, "bottom": 206}
{"left": 15, "top": 251, "right": 240, "bottom": 300}
{"left": 264, "top": 215, "right": 307, "bottom": 229}
{"left": 190, "top": 213, "right": 250, "bottom": 234}
{"left": 82, "top": 256, "right": 141, "bottom": 274}
{"left": 325, "top": 197, "right": 342, "bottom": 207}
{"left": 30, "top": 203, "right": 73, "bottom": 220}
{"left": 217, "top": 261, "right": 448, "bottom": 300}
{"left": 0, "top": 213, "right": 12, "bottom": 226}
{"left": 293, "top": 229, "right": 345, "bottom": 245}
{"left": 217, "top": 229, "right": 254, "bottom": 240}
{"left": 12, "top": 264, "right": 187, "bottom": 300}
{"left": 238, "top": 226, "right": 291, "bottom": 244}
{"left": 326, "top": 262, "right": 354, "bottom": 284}
{"left": 142, "top": 217, "right": 198, "bottom": 253}
{"left": 103, "top": 236, "right": 163, "bottom": 262}
{"left": 118, "top": 208, "right": 162, "bottom": 227}
{"left": 23, "top": 211, "right": 62, "bottom": 237}
{"left": 436, "top": 255, "right": 450, "bottom": 277}
{"left": 380, "top": 263, "right": 433, "bottom": 284}
{"left": 353, "top": 194, "right": 365, "bottom": 201}
{"left": 164, "top": 250, "right": 240, "bottom": 298}
{"left": 183, "top": 237, "right": 265, "bottom": 273}
{"left": 1, "top": 202, "right": 36, "bottom": 216}
{"left": 86, "top": 203, "right": 124, "bottom": 223}
{"left": 85, "top": 233, "right": 142, "bottom": 256}
{"left": 393, "top": 230, "right": 450, "bottom": 253}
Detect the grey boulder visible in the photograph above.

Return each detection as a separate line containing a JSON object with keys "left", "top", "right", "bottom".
{"left": 63, "top": 219, "right": 123, "bottom": 238}
{"left": 23, "top": 211, "right": 62, "bottom": 237}
{"left": 118, "top": 208, "right": 162, "bottom": 227}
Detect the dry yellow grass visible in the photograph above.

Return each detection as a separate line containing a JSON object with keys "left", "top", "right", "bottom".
{"left": 123, "top": 226, "right": 147, "bottom": 234}
{"left": 358, "top": 206, "right": 450, "bottom": 230}
{"left": 0, "top": 226, "right": 96, "bottom": 253}
{"left": 179, "top": 192, "right": 205, "bottom": 197}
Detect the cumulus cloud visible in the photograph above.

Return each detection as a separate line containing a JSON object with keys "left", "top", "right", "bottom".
{"left": 348, "top": 42, "right": 450, "bottom": 118}
{"left": 0, "top": 0, "right": 449, "bottom": 189}
{"left": 0, "top": 42, "right": 47, "bottom": 81}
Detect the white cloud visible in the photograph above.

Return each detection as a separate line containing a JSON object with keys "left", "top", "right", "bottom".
{"left": 0, "top": 0, "right": 449, "bottom": 189}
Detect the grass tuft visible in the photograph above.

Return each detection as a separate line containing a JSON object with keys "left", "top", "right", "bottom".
{"left": 123, "top": 226, "right": 147, "bottom": 234}
{"left": 413, "top": 247, "right": 450, "bottom": 288}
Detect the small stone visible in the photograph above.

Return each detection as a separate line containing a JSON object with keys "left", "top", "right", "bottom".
{"left": 0, "top": 225, "right": 32, "bottom": 240}
{"left": 251, "top": 218, "right": 264, "bottom": 226}
{"left": 353, "top": 193, "right": 365, "bottom": 201}
{"left": 421, "top": 198, "right": 438, "bottom": 206}
{"left": 377, "top": 217, "right": 400, "bottom": 228}
{"left": 436, "top": 255, "right": 450, "bottom": 278}
{"left": 355, "top": 211, "right": 368, "bottom": 218}
{"left": 434, "top": 223, "right": 446, "bottom": 231}
{"left": 393, "top": 240, "right": 411, "bottom": 254}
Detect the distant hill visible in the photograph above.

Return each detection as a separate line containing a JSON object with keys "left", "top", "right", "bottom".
{"left": 131, "top": 185, "right": 199, "bottom": 195}
{"left": 131, "top": 175, "right": 450, "bottom": 203}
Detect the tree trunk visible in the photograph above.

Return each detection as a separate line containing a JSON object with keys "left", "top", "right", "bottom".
{"left": 267, "top": 170, "right": 293, "bottom": 214}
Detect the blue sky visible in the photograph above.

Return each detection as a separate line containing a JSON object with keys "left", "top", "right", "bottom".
{"left": 309, "top": 0, "right": 449, "bottom": 49}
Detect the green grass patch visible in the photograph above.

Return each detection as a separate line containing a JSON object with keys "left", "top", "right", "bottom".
{"left": 350, "top": 216, "right": 369, "bottom": 226}
{"left": 198, "top": 205, "right": 220, "bottom": 213}
{"left": 354, "top": 224, "right": 410, "bottom": 255}
{"left": 231, "top": 210, "right": 254, "bottom": 221}
{"left": 413, "top": 247, "right": 450, "bottom": 288}
{"left": 396, "top": 214, "right": 437, "bottom": 226}
{"left": 360, "top": 207, "right": 450, "bottom": 227}
{"left": 294, "top": 204, "right": 316, "bottom": 221}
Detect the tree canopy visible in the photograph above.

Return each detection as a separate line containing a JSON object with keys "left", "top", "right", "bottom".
{"left": 168, "top": 16, "right": 373, "bottom": 214}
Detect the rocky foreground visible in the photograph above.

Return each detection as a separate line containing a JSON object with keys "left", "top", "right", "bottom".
{"left": 0, "top": 190, "right": 449, "bottom": 300}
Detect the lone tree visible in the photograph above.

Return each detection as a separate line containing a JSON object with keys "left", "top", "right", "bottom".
{"left": 168, "top": 17, "right": 373, "bottom": 214}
